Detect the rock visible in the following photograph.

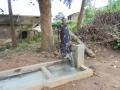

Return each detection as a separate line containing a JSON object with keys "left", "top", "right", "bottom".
{"left": 53, "top": 51, "right": 58, "bottom": 56}
{"left": 114, "top": 61, "right": 118, "bottom": 63}
{"left": 89, "top": 66, "right": 95, "bottom": 69}
{"left": 94, "top": 82, "right": 99, "bottom": 85}
{"left": 113, "top": 65, "right": 117, "bottom": 68}
{"left": 110, "top": 64, "right": 114, "bottom": 66}
{"left": 93, "top": 58, "right": 97, "bottom": 60}
{"left": 72, "top": 83, "right": 76, "bottom": 87}
{"left": 103, "top": 61, "right": 107, "bottom": 63}
{"left": 112, "top": 85, "right": 118, "bottom": 88}
{"left": 94, "top": 72, "right": 103, "bottom": 77}
{"left": 41, "top": 51, "right": 46, "bottom": 54}
{"left": 86, "top": 56, "right": 90, "bottom": 59}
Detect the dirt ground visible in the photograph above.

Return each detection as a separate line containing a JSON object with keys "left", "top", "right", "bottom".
{"left": 0, "top": 45, "right": 120, "bottom": 90}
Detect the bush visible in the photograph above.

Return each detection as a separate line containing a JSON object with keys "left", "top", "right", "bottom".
{"left": 99, "top": 0, "right": 120, "bottom": 11}
{"left": 82, "top": 7, "right": 94, "bottom": 25}
{"left": 52, "top": 20, "right": 76, "bottom": 32}
{"left": 52, "top": 20, "right": 61, "bottom": 29}
{"left": 114, "top": 39, "right": 120, "bottom": 48}
{"left": 67, "top": 20, "right": 76, "bottom": 32}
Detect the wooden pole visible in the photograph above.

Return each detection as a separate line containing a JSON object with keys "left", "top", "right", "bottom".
{"left": 8, "top": 0, "right": 17, "bottom": 47}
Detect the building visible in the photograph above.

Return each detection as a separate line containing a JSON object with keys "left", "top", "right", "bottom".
{"left": 68, "top": 12, "right": 79, "bottom": 20}
{"left": 0, "top": 14, "right": 40, "bottom": 46}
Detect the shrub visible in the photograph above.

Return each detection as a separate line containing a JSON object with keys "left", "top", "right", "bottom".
{"left": 114, "top": 39, "right": 120, "bottom": 48}
{"left": 52, "top": 20, "right": 76, "bottom": 32}
{"left": 82, "top": 7, "right": 94, "bottom": 25}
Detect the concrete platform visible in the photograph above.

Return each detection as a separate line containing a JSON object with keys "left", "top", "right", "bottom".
{"left": 0, "top": 61, "right": 93, "bottom": 90}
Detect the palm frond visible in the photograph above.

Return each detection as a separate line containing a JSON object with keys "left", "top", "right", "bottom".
{"left": 60, "top": 0, "right": 73, "bottom": 8}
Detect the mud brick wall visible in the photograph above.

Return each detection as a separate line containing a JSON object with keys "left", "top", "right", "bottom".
{"left": 0, "top": 15, "right": 40, "bottom": 40}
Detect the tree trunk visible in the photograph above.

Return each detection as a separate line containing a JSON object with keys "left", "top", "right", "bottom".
{"left": 69, "top": 31, "right": 95, "bottom": 57}
{"left": 38, "top": 0, "right": 54, "bottom": 52}
{"left": 8, "top": 0, "right": 17, "bottom": 47}
{"left": 77, "top": 0, "right": 86, "bottom": 31}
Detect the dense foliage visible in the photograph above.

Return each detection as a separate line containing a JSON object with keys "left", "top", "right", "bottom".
{"left": 99, "top": 0, "right": 120, "bottom": 48}
{"left": 52, "top": 20, "right": 76, "bottom": 32}
{"left": 114, "top": 39, "right": 120, "bottom": 48}
{"left": 82, "top": 7, "right": 94, "bottom": 24}
{"left": 52, "top": 0, "right": 120, "bottom": 48}
{"left": 100, "top": 0, "right": 120, "bottom": 11}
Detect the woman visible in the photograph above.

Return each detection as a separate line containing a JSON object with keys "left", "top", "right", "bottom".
{"left": 58, "top": 18, "right": 71, "bottom": 58}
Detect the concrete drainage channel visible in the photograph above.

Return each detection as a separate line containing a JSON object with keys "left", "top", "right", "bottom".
{"left": 0, "top": 44, "right": 93, "bottom": 90}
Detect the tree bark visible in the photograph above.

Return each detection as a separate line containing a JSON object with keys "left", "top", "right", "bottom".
{"left": 77, "top": 0, "right": 86, "bottom": 31}
{"left": 8, "top": 0, "right": 17, "bottom": 47}
{"left": 38, "top": 0, "right": 54, "bottom": 52}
